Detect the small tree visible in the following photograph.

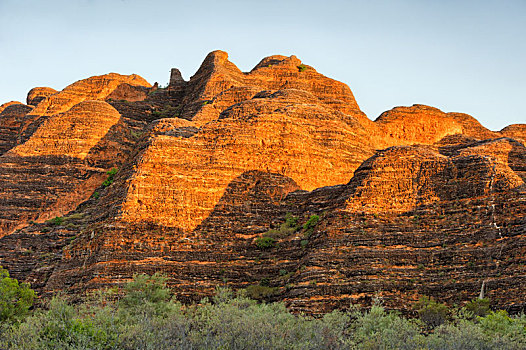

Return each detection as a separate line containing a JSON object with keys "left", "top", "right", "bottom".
{"left": 414, "top": 296, "right": 449, "bottom": 329}
{"left": 120, "top": 273, "right": 172, "bottom": 316}
{"left": 463, "top": 298, "right": 491, "bottom": 318}
{"left": 0, "top": 266, "right": 35, "bottom": 325}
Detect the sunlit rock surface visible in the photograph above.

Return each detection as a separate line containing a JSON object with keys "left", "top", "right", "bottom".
{"left": 0, "top": 51, "right": 524, "bottom": 315}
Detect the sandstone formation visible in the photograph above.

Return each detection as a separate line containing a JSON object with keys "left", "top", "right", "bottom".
{"left": 26, "top": 87, "right": 57, "bottom": 106}
{"left": 344, "top": 138, "right": 525, "bottom": 213}
{"left": 371, "top": 104, "right": 500, "bottom": 148}
{"left": 501, "top": 124, "right": 526, "bottom": 145}
{"left": 30, "top": 73, "right": 150, "bottom": 117}
{"left": 0, "top": 73, "right": 151, "bottom": 237}
{"left": 11, "top": 101, "right": 121, "bottom": 159}
{"left": 0, "top": 51, "right": 525, "bottom": 315}
{"left": 118, "top": 88, "right": 374, "bottom": 232}
{"left": 0, "top": 101, "right": 24, "bottom": 113}
{"left": 0, "top": 102, "right": 33, "bottom": 155}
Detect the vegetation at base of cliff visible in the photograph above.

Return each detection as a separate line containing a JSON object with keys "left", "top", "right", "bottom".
{"left": 0, "top": 266, "right": 35, "bottom": 326}
{"left": 0, "top": 272, "right": 525, "bottom": 350}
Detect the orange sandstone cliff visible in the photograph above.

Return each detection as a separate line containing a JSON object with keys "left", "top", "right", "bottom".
{"left": 0, "top": 51, "right": 524, "bottom": 314}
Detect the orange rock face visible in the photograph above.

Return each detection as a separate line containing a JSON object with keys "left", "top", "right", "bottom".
{"left": 501, "top": 124, "right": 526, "bottom": 145}
{"left": 0, "top": 101, "right": 24, "bottom": 113}
{"left": 26, "top": 87, "right": 57, "bottom": 106}
{"left": 11, "top": 101, "right": 121, "bottom": 159}
{"left": 370, "top": 104, "right": 500, "bottom": 149}
{"left": 0, "top": 73, "right": 152, "bottom": 237}
{"left": 0, "top": 51, "right": 525, "bottom": 314}
{"left": 0, "top": 103, "right": 33, "bottom": 155}
{"left": 30, "top": 73, "right": 150, "bottom": 117}
{"left": 344, "top": 139, "right": 525, "bottom": 214}
{"left": 119, "top": 89, "right": 373, "bottom": 231}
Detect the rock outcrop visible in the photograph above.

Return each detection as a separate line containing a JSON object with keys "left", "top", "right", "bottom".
{"left": 370, "top": 104, "right": 500, "bottom": 149}
{"left": 344, "top": 138, "right": 525, "bottom": 213}
{"left": 0, "top": 74, "right": 151, "bottom": 237}
{"left": 0, "top": 51, "right": 525, "bottom": 315}
{"left": 0, "top": 102, "right": 33, "bottom": 155}
{"left": 501, "top": 124, "right": 526, "bottom": 145}
{"left": 27, "top": 87, "right": 57, "bottom": 106}
{"left": 30, "top": 73, "right": 150, "bottom": 117}
{"left": 0, "top": 101, "right": 24, "bottom": 113}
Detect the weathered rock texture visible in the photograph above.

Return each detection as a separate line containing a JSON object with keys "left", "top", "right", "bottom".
{"left": 0, "top": 102, "right": 33, "bottom": 155}
{"left": 30, "top": 73, "right": 150, "bottom": 117}
{"left": 0, "top": 74, "right": 151, "bottom": 236}
{"left": 26, "top": 87, "right": 57, "bottom": 106}
{"left": 501, "top": 124, "right": 526, "bottom": 145}
{"left": 0, "top": 51, "right": 525, "bottom": 315}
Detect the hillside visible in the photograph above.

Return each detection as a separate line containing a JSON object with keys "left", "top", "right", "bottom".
{"left": 0, "top": 51, "right": 524, "bottom": 314}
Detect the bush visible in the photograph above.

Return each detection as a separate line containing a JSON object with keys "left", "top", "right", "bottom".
{"left": 255, "top": 236, "right": 276, "bottom": 249}
{"left": 478, "top": 310, "right": 526, "bottom": 347}
{"left": 120, "top": 273, "right": 173, "bottom": 316}
{"left": 303, "top": 214, "right": 320, "bottom": 238}
{"left": 46, "top": 216, "right": 64, "bottom": 226}
{"left": 297, "top": 64, "right": 307, "bottom": 72}
{"left": 151, "top": 105, "right": 181, "bottom": 119}
{"left": 349, "top": 305, "right": 426, "bottom": 349}
{"left": 102, "top": 168, "right": 118, "bottom": 188}
{"left": 463, "top": 298, "right": 491, "bottom": 318}
{"left": 2, "top": 274, "right": 525, "bottom": 350}
{"left": 263, "top": 213, "right": 298, "bottom": 239}
{"left": 244, "top": 285, "right": 279, "bottom": 300}
{"left": 0, "top": 266, "right": 35, "bottom": 326}
{"left": 415, "top": 296, "right": 449, "bottom": 329}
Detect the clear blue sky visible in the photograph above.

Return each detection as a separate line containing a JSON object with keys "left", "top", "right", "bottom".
{"left": 1, "top": 0, "right": 524, "bottom": 130}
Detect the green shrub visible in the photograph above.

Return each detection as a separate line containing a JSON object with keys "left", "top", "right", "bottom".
{"left": 264, "top": 213, "right": 298, "bottom": 239}
{"left": 255, "top": 236, "right": 276, "bottom": 249}
{"left": 120, "top": 273, "right": 172, "bottom": 316}
{"left": 297, "top": 64, "right": 307, "bottom": 72}
{"left": 303, "top": 214, "right": 320, "bottom": 238}
{"left": 0, "top": 266, "right": 35, "bottom": 325}
{"left": 152, "top": 105, "right": 181, "bottom": 119}
{"left": 244, "top": 285, "right": 279, "bottom": 300}
{"left": 102, "top": 168, "right": 118, "bottom": 188}
{"left": 2, "top": 273, "right": 525, "bottom": 350}
{"left": 463, "top": 298, "right": 491, "bottom": 318}
{"left": 349, "top": 304, "right": 425, "bottom": 349}
{"left": 478, "top": 310, "right": 526, "bottom": 346}
{"left": 46, "top": 216, "right": 63, "bottom": 226}
{"left": 415, "top": 296, "right": 449, "bottom": 329}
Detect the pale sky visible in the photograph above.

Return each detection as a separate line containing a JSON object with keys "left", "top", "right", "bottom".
{"left": 0, "top": 0, "right": 524, "bottom": 130}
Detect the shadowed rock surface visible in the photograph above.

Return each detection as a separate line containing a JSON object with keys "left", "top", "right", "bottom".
{"left": 0, "top": 51, "right": 524, "bottom": 315}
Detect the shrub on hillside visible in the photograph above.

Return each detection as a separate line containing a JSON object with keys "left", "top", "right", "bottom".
{"left": 414, "top": 296, "right": 449, "bottom": 329}
{"left": 0, "top": 266, "right": 35, "bottom": 326}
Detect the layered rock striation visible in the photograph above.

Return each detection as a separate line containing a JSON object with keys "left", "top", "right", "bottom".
{"left": 0, "top": 51, "right": 525, "bottom": 314}
{"left": 0, "top": 74, "right": 151, "bottom": 236}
